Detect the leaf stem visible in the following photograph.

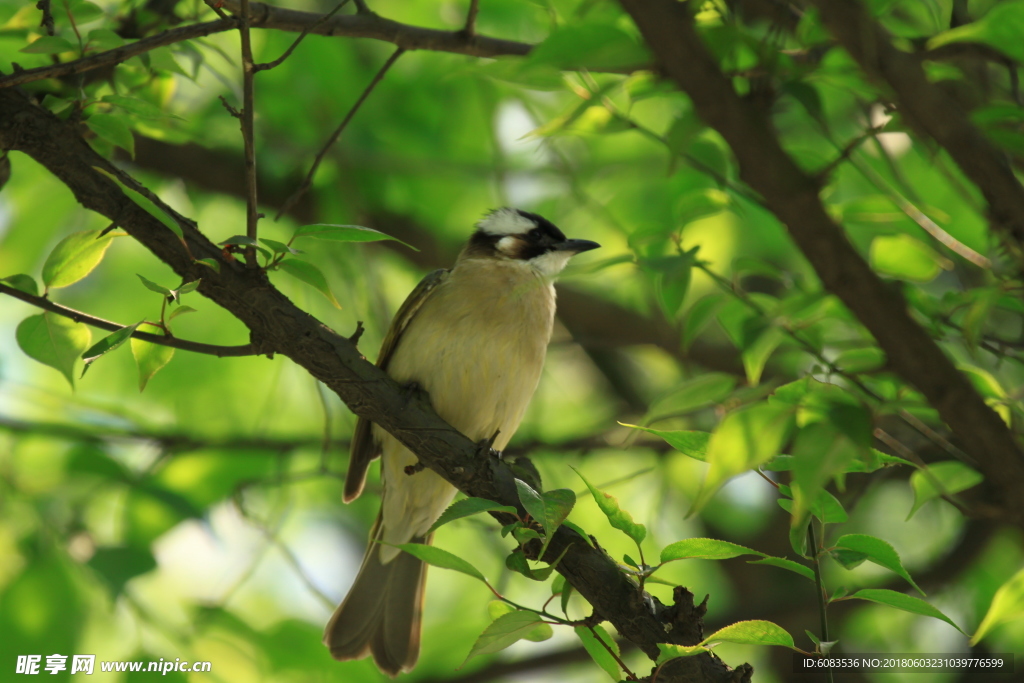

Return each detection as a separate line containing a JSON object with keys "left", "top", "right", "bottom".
{"left": 807, "top": 521, "right": 834, "bottom": 683}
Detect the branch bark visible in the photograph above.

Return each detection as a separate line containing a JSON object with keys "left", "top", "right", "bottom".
{"left": 617, "top": 0, "right": 1024, "bottom": 525}
{"left": 0, "top": 87, "right": 746, "bottom": 683}
{"left": 810, "top": 0, "right": 1024, "bottom": 268}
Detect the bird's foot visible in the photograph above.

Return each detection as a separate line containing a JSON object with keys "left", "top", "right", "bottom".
{"left": 402, "top": 380, "right": 431, "bottom": 408}
{"left": 475, "top": 429, "right": 502, "bottom": 460}
{"left": 404, "top": 461, "right": 426, "bottom": 476}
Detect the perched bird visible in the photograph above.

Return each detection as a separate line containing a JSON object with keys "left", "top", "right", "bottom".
{"left": 324, "top": 208, "right": 599, "bottom": 675}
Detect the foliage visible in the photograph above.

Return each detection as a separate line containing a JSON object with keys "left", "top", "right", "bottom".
{"left": 2, "top": 0, "right": 1024, "bottom": 681}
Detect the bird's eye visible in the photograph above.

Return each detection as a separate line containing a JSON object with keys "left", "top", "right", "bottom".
{"left": 527, "top": 227, "right": 543, "bottom": 242}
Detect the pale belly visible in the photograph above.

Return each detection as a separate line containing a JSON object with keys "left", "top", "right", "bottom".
{"left": 375, "top": 259, "right": 555, "bottom": 556}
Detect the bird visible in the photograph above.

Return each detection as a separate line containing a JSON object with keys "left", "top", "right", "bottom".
{"left": 324, "top": 207, "right": 600, "bottom": 676}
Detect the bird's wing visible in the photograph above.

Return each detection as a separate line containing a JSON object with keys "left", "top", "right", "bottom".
{"left": 343, "top": 268, "right": 449, "bottom": 503}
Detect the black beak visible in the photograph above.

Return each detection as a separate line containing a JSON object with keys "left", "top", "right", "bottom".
{"left": 556, "top": 238, "right": 601, "bottom": 254}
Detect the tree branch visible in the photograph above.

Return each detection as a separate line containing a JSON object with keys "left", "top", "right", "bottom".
{"left": 811, "top": 0, "right": 1024, "bottom": 268}
{"left": 0, "top": 282, "right": 255, "bottom": 357}
{"left": 276, "top": 46, "right": 405, "bottom": 220}
{"left": 0, "top": 1, "right": 532, "bottom": 91}
{"left": 238, "top": 0, "right": 260, "bottom": 260}
{"left": 617, "top": 0, "right": 1024, "bottom": 525}
{"left": 0, "top": 86, "right": 744, "bottom": 683}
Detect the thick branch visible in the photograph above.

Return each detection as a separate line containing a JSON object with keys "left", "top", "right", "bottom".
{"left": 811, "top": 0, "right": 1024, "bottom": 265}
{"left": 0, "top": 2, "right": 530, "bottom": 90}
{"left": 0, "top": 88, "right": 741, "bottom": 683}
{"left": 0, "top": 282, "right": 255, "bottom": 357}
{"left": 617, "top": 0, "right": 1024, "bottom": 525}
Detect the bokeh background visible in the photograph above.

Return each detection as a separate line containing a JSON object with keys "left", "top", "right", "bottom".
{"left": 1, "top": 0, "right": 1023, "bottom": 681}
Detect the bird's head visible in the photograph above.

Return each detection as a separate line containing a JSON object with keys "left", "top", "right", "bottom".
{"left": 464, "top": 207, "right": 600, "bottom": 278}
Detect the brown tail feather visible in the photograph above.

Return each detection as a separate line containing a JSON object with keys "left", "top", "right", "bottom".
{"left": 324, "top": 522, "right": 429, "bottom": 676}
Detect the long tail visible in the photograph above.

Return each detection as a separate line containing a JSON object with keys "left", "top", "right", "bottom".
{"left": 323, "top": 517, "right": 429, "bottom": 677}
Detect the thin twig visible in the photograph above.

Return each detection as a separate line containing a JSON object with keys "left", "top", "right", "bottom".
{"left": 203, "top": 0, "right": 229, "bottom": 19}
{"left": 588, "top": 624, "right": 636, "bottom": 680}
{"left": 0, "top": 283, "right": 255, "bottom": 357}
{"left": 464, "top": 0, "right": 480, "bottom": 35}
{"left": 874, "top": 428, "right": 974, "bottom": 516}
{"left": 275, "top": 46, "right": 405, "bottom": 220}
{"left": 0, "top": 3, "right": 535, "bottom": 92}
{"left": 0, "top": 18, "right": 237, "bottom": 90}
{"left": 36, "top": 0, "right": 55, "bottom": 36}
{"left": 807, "top": 522, "right": 834, "bottom": 683}
{"left": 238, "top": 0, "right": 259, "bottom": 260}
{"left": 255, "top": 0, "right": 350, "bottom": 72}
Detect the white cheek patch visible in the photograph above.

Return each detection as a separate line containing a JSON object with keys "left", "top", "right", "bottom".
{"left": 496, "top": 235, "right": 519, "bottom": 256}
{"left": 528, "top": 250, "right": 573, "bottom": 279}
{"left": 477, "top": 208, "right": 536, "bottom": 236}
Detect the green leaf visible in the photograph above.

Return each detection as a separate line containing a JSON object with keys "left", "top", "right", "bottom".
{"left": 928, "top": 1, "right": 1024, "bottom": 62}
{"left": 869, "top": 234, "right": 952, "bottom": 282}
{"left": 393, "top": 543, "right": 487, "bottom": 584}
{"left": 428, "top": 497, "right": 517, "bottom": 534}
{"left": 485, "top": 600, "right": 549, "bottom": 641}
{"left": 276, "top": 259, "right": 340, "bottom": 308}
{"left": 461, "top": 610, "right": 545, "bottom": 666}
{"left": 971, "top": 566, "right": 1024, "bottom": 644}
{"left": 41, "top": 230, "right": 114, "bottom": 290}
{"left": 194, "top": 258, "right": 220, "bottom": 272}
{"left": 86, "top": 28, "right": 124, "bottom": 50}
{"left": 293, "top": 224, "right": 418, "bottom": 251}
{"left": 168, "top": 305, "right": 197, "bottom": 323}
{"left": 573, "top": 467, "right": 646, "bottom": 546}
{"left": 21, "top": 35, "right": 76, "bottom": 54}
{"left": 833, "top": 534, "right": 923, "bottom": 595}
{"left": 849, "top": 588, "right": 964, "bottom": 634}
{"left": 137, "top": 274, "right": 172, "bottom": 296}
{"left": 259, "top": 238, "right": 302, "bottom": 255}
{"left": 86, "top": 113, "right": 134, "bottom": 157}
{"left": 81, "top": 321, "right": 143, "bottom": 376}
{"left": 748, "top": 556, "right": 815, "bottom": 581}
{"left": 682, "top": 294, "right": 726, "bottom": 351}
{"left": 646, "top": 373, "right": 737, "bottom": 421}
{"left": 702, "top": 620, "right": 795, "bottom": 649}
{"left": 219, "top": 235, "right": 260, "bottom": 247}
{"left": 908, "top": 461, "right": 983, "bottom": 519}
{"left": 528, "top": 22, "right": 650, "bottom": 70}
{"left": 659, "top": 537, "right": 813, "bottom": 580}
{"left": 147, "top": 47, "right": 190, "bottom": 78}
{"left": 661, "top": 538, "right": 758, "bottom": 563}
{"left": 16, "top": 313, "right": 92, "bottom": 387}
{"left": 574, "top": 625, "right": 621, "bottom": 681}
{"left": 742, "top": 326, "right": 785, "bottom": 386}
{"left": 778, "top": 485, "right": 848, "bottom": 525}
{"left": 131, "top": 323, "right": 174, "bottom": 392}
{"left": 514, "top": 480, "right": 576, "bottom": 539}
{"left": 621, "top": 425, "right": 711, "bottom": 461}
{"left": 178, "top": 279, "right": 201, "bottom": 295}
{"left": 1, "top": 273, "right": 38, "bottom": 296}
{"left": 834, "top": 347, "right": 886, "bottom": 373}
{"left": 690, "top": 403, "right": 795, "bottom": 514}
{"left": 66, "top": 0, "right": 104, "bottom": 23}
{"left": 656, "top": 643, "right": 706, "bottom": 663}
{"left": 94, "top": 168, "right": 184, "bottom": 241}
{"left": 789, "top": 419, "right": 864, "bottom": 523}
{"left": 100, "top": 94, "right": 167, "bottom": 119}
{"left": 87, "top": 546, "right": 156, "bottom": 596}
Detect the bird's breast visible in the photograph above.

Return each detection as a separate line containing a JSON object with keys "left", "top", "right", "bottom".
{"left": 383, "top": 259, "right": 556, "bottom": 449}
